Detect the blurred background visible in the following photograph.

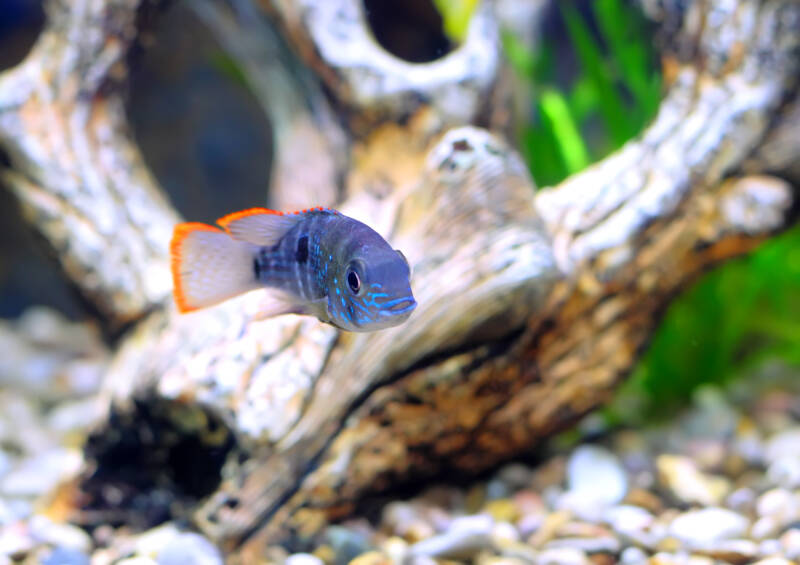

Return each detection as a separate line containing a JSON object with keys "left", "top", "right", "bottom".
{"left": 2, "top": 0, "right": 797, "bottom": 422}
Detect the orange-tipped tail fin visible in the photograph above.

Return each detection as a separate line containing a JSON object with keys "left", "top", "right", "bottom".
{"left": 170, "top": 222, "right": 261, "bottom": 312}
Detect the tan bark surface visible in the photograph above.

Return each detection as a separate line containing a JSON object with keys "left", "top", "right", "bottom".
{"left": 0, "top": 0, "right": 797, "bottom": 560}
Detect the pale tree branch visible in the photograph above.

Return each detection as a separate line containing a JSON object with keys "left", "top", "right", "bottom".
{"left": 0, "top": 0, "right": 178, "bottom": 323}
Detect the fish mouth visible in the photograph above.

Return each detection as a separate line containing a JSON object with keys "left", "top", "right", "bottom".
{"left": 378, "top": 297, "right": 417, "bottom": 317}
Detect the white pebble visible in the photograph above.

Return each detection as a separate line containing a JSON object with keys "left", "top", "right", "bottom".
{"left": 620, "top": 546, "right": 648, "bottom": 564}
{"left": 410, "top": 514, "right": 493, "bottom": 559}
{"left": 29, "top": 515, "right": 92, "bottom": 552}
{"left": 668, "top": 507, "right": 749, "bottom": 547}
{"left": 565, "top": 446, "right": 628, "bottom": 508}
{"left": 766, "top": 455, "right": 800, "bottom": 489}
{"left": 285, "top": 553, "right": 325, "bottom": 565}
{"left": 535, "top": 547, "right": 590, "bottom": 565}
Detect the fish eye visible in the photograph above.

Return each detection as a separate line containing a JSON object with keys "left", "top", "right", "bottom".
{"left": 346, "top": 268, "right": 361, "bottom": 294}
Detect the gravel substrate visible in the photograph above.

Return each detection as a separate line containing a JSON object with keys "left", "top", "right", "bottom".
{"left": 1, "top": 307, "right": 799, "bottom": 564}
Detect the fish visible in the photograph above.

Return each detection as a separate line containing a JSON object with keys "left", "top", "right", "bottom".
{"left": 169, "top": 207, "right": 417, "bottom": 332}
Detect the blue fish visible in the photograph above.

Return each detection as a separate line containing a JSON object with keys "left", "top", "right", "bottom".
{"left": 170, "top": 207, "right": 416, "bottom": 331}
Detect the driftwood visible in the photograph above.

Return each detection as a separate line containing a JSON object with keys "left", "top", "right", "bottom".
{"left": 0, "top": 0, "right": 798, "bottom": 560}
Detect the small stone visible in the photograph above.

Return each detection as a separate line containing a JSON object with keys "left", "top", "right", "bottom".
{"left": 0, "top": 498, "right": 32, "bottom": 529}
{"left": 286, "top": 553, "right": 325, "bottom": 565}
{"left": 29, "top": 516, "right": 91, "bottom": 552}
{"left": 751, "top": 559, "right": 793, "bottom": 565}
{"left": 564, "top": 446, "right": 628, "bottom": 509}
{"left": 647, "top": 554, "right": 681, "bottom": 565}
{"left": 381, "top": 537, "right": 408, "bottom": 563}
{"left": 477, "top": 557, "right": 528, "bottom": 565}
{"left": 47, "top": 398, "right": 103, "bottom": 438}
{"left": 41, "top": 547, "right": 89, "bottom": 565}
{"left": 134, "top": 523, "right": 181, "bottom": 557}
{"left": 588, "top": 555, "right": 615, "bottom": 565}
{"left": 513, "top": 491, "right": 545, "bottom": 516}
{"left": 619, "top": 546, "right": 647, "bottom": 564}
{"left": 756, "top": 488, "right": 796, "bottom": 517}
{"left": 622, "top": 488, "right": 662, "bottom": 514}
{"left": 685, "top": 439, "right": 726, "bottom": 471}
{"left": 602, "top": 505, "right": 653, "bottom": 537}
{"left": 516, "top": 513, "right": 545, "bottom": 539}
{"left": 535, "top": 547, "right": 590, "bottom": 565}
{"left": 403, "top": 520, "right": 436, "bottom": 543}
{"left": 498, "top": 541, "right": 538, "bottom": 563}
{"left": 543, "top": 537, "right": 620, "bottom": 555}
{"left": 486, "top": 479, "right": 511, "bottom": 500}
{"left": 347, "top": 551, "right": 391, "bottom": 565}
{"left": 694, "top": 539, "right": 758, "bottom": 564}
{"left": 751, "top": 517, "right": 781, "bottom": 540}
{"left": 312, "top": 545, "right": 335, "bottom": 564}
{"left": 484, "top": 499, "right": 519, "bottom": 523}
{"left": 265, "top": 546, "right": 290, "bottom": 564}
{"left": 668, "top": 508, "right": 749, "bottom": 548}
{"left": 0, "top": 449, "right": 82, "bottom": 498}
{"left": 766, "top": 455, "right": 800, "bottom": 489}
{"left": 496, "top": 464, "right": 534, "bottom": 490}
{"left": 381, "top": 502, "right": 416, "bottom": 532}
{"left": 555, "top": 522, "right": 611, "bottom": 539}
{"left": 325, "top": 525, "right": 371, "bottom": 564}
{"left": 409, "top": 514, "right": 493, "bottom": 559}
{"left": 780, "top": 528, "right": 800, "bottom": 560}
{"left": 527, "top": 511, "right": 571, "bottom": 548}
{"left": 726, "top": 487, "right": 757, "bottom": 514}
{"left": 406, "top": 557, "right": 437, "bottom": 565}
{"left": 656, "top": 454, "right": 730, "bottom": 506}
{"left": 764, "top": 427, "right": 800, "bottom": 464}
{"left": 757, "top": 538, "right": 782, "bottom": 557}
{"left": 687, "top": 557, "right": 715, "bottom": 565}
{"left": 157, "top": 532, "right": 223, "bottom": 565}
{"left": 490, "top": 522, "right": 520, "bottom": 549}
{"left": 0, "top": 523, "right": 34, "bottom": 557}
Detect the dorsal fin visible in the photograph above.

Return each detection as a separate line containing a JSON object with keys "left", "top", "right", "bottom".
{"left": 216, "top": 206, "right": 336, "bottom": 246}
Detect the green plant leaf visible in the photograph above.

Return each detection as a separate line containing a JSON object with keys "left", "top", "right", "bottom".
{"left": 560, "top": 2, "right": 633, "bottom": 146}
{"left": 433, "top": 0, "right": 479, "bottom": 43}
{"left": 539, "top": 88, "right": 590, "bottom": 174}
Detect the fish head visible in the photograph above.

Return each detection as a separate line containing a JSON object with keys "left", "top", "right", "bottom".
{"left": 327, "top": 245, "right": 416, "bottom": 332}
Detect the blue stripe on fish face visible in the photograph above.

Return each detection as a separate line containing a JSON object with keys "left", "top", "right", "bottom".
{"left": 314, "top": 214, "right": 415, "bottom": 332}
{"left": 326, "top": 274, "right": 416, "bottom": 332}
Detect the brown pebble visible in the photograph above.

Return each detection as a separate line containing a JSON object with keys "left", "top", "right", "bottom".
{"left": 588, "top": 554, "right": 615, "bottom": 565}
{"left": 624, "top": 487, "right": 663, "bottom": 514}
{"left": 347, "top": 551, "right": 391, "bottom": 565}
{"left": 527, "top": 511, "right": 571, "bottom": 548}
{"left": 694, "top": 539, "right": 758, "bottom": 564}
{"left": 555, "top": 522, "right": 612, "bottom": 538}
{"left": 312, "top": 544, "right": 335, "bottom": 564}
{"left": 655, "top": 537, "right": 682, "bottom": 552}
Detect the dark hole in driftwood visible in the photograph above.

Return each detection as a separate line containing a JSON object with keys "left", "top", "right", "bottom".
{"left": 0, "top": 0, "right": 43, "bottom": 71}
{"left": 363, "top": 0, "right": 454, "bottom": 63}
{"left": 127, "top": 2, "right": 273, "bottom": 225}
{"left": 79, "top": 396, "right": 236, "bottom": 532}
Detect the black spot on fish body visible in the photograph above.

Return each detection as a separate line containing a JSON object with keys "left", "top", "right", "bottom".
{"left": 296, "top": 235, "right": 309, "bottom": 263}
{"left": 253, "top": 256, "right": 261, "bottom": 279}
